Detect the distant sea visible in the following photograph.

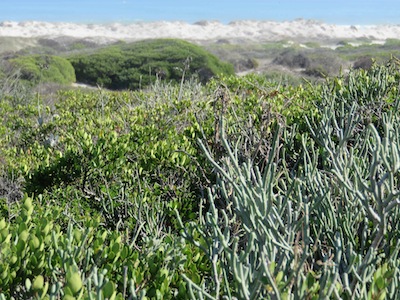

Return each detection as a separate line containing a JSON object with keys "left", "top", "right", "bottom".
{"left": 0, "top": 0, "right": 398, "bottom": 25}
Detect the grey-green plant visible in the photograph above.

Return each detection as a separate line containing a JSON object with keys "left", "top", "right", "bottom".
{"left": 307, "top": 97, "right": 400, "bottom": 298}
{"left": 177, "top": 64, "right": 400, "bottom": 299}
{"left": 177, "top": 120, "right": 321, "bottom": 299}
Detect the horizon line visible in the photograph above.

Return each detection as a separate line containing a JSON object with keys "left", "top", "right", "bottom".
{"left": 1, "top": 18, "right": 399, "bottom": 27}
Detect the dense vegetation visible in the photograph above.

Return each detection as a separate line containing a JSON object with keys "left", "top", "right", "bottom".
{"left": 1, "top": 40, "right": 400, "bottom": 299}
{"left": 8, "top": 54, "right": 76, "bottom": 85}
{"left": 205, "top": 38, "right": 400, "bottom": 79}
{"left": 3, "top": 36, "right": 400, "bottom": 85}
{"left": 68, "top": 39, "right": 235, "bottom": 90}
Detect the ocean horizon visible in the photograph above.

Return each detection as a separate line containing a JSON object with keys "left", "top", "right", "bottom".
{"left": 0, "top": 0, "right": 399, "bottom": 26}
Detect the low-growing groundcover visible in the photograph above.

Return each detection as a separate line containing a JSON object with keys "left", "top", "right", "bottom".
{"left": 0, "top": 60, "right": 400, "bottom": 298}
{"left": 68, "top": 39, "right": 235, "bottom": 90}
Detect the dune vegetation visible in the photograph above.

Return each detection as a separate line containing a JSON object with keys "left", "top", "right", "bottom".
{"left": 0, "top": 36, "right": 400, "bottom": 299}
{"left": 8, "top": 54, "right": 76, "bottom": 86}
{"left": 68, "top": 39, "right": 235, "bottom": 90}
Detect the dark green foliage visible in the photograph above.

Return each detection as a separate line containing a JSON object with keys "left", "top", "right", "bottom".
{"left": 69, "top": 39, "right": 235, "bottom": 90}
{"left": 9, "top": 54, "right": 76, "bottom": 85}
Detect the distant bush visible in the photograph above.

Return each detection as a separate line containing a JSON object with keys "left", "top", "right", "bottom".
{"left": 384, "top": 38, "right": 400, "bottom": 47}
{"left": 37, "top": 37, "right": 101, "bottom": 53}
{"left": 37, "top": 38, "right": 63, "bottom": 51}
{"left": 9, "top": 54, "right": 76, "bottom": 85}
{"left": 274, "top": 48, "right": 347, "bottom": 78}
{"left": 353, "top": 56, "right": 374, "bottom": 70}
{"left": 69, "top": 39, "right": 235, "bottom": 90}
{"left": 273, "top": 49, "right": 310, "bottom": 69}
{"left": 234, "top": 58, "right": 259, "bottom": 72}
{"left": 335, "top": 40, "right": 400, "bottom": 63}
{"left": 303, "top": 64, "right": 328, "bottom": 77}
{"left": 303, "top": 51, "right": 345, "bottom": 78}
{"left": 304, "top": 41, "right": 321, "bottom": 48}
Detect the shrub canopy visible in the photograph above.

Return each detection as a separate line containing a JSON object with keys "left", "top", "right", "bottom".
{"left": 9, "top": 54, "right": 76, "bottom": 85}
{"left": 68, "top": 38, "right": 235, "bottom": 90}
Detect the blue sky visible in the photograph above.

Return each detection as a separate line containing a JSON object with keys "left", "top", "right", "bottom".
{"left": 0, "top": 0, "right": 398, "bottom": 24}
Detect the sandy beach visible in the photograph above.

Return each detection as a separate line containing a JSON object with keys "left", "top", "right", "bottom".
{"left": 1, "top": 19, "right": 400, "bottom": 44}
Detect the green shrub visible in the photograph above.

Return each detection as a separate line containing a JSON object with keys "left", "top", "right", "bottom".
{"left": 0, "top": 195, "right": 207, "bottom": 299}
{"left": 9, "top": 54, "right": 76, "bottom": 85}
{"left": 69, "top": 39, "right": 235, "bottom": 90}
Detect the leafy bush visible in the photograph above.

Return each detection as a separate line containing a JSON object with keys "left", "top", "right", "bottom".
{"left": 9, "top": 54, "right": 76, "bottom": 85}
{"left": 0, "top": 195, "right": 208, "bottom": 299}
{"left": 68, "top": 39, "right": 235, "bottom": 90}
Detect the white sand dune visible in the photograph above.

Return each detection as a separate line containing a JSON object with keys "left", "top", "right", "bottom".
{"left": 1, "top": 19, "right": 400, "bottom": 44}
